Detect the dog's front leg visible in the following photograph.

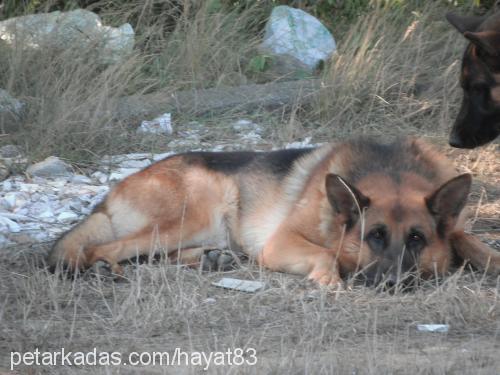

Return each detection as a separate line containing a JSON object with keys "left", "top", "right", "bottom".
{"left": 259, "top": 230, "right": 342, "bottom": 287}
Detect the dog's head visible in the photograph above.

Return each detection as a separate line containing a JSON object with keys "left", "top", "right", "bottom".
{"left": 446, "top": 6, "right": 500, "bottom": 148}
{"left": 325, "top": 173, "right": 472, "bottom": 288}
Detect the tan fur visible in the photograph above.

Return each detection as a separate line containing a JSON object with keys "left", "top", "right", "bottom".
{"left": 48, "top": 139, "right": 500, "bottom": 285}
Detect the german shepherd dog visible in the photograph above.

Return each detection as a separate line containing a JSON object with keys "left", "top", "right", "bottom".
{"left": 48, "top": 138, "right": 500, "bottom": 287}
{"left": 446, "top": 4, "right": 500, "bottom": 148}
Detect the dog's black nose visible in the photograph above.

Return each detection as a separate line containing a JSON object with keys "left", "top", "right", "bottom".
{"left": 448, "top": 133, "right": 464, "bottom": 148}
{"left": 384, "top": 274, "right": 398, "bottom": 289}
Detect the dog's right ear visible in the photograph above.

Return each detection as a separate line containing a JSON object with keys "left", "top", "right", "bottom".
{"left": 464, "top": 30, "right": 500, "bottom": 56}
{"left": 325, "top": 174, "right": 370, "bottom": 229}
{"left": 446, "top": 12, "right": 486, "bottom": 34}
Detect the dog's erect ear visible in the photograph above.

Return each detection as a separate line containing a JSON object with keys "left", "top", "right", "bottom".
{"left": 426, "top": 174, "right": 472, "bottom": 233}
{"left": 325, "top": 174, "right": 370, "bottom": 228}
{"left": 464, "top": 30, "right": 500, "bottom": 56}
{"left": 446, "top": 12, "right": 486, "bottom": 34}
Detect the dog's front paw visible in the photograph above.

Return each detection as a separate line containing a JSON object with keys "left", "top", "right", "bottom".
{"left": 308, "top": 268, "right": 344, "bottom": 290}
{"left": 87, "top": 260, "right": 125, "bottom": 281}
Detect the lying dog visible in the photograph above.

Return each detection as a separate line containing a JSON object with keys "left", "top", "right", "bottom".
{"left": 48, "top": 138, "right": 500, "bottom": 287}
{"left": 446, "top": 5, "right": 500, "bottom": 148}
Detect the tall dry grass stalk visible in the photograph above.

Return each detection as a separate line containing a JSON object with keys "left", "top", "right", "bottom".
{"left": 0, "top": 1, "right": 263, "bottom": 162}
{"left": 310, "top": 2, "right": 465, "bottom": 140}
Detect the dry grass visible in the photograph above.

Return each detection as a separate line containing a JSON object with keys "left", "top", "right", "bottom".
{"left": 0, "top": 245, "right": 499, "bottom": 374}
{"left": 0, "top": 1, "right": 499, "bottom": 374}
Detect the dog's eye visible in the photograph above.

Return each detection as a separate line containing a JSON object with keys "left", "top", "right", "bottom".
{"left": 368, "top": 227, "right": 387, "bottom": 244}
{"left": 372, "top": 229, "right": 385, "bottom": 240}
{"left": 406, "top": 231, "right": 426, "bottom": 248}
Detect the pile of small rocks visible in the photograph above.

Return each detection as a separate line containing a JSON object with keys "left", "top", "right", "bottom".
{"left": 0, "top": 120, "right": 318, "bottom": 248}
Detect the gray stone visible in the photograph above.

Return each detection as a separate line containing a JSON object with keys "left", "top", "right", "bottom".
{"left": 56, "top": 211, "right": 79, "bottom": 224}
{"left": 0, "top": 160, "right": 9, "bottom": 182}
{"left": 260, "top": 6, "right": 336, "bottom": 73}
{"left": 0, "top": 9, "right": 134, "bottom": 65}
{"left": 0, "top": 144, "right": 21, "bottom": 158}
{"left": 118, "top": 159, "right": 151, "bottom": 169}
{"left": 0, "top": 89, "right": 24, "bottom": 130}
{"left": 26, "top": 156, "right": 72, "bottom": 178}
{"left": 70, "top": 174, "right": 92, "bottom": 185}
{"left": 137, "top": 113, "right": 173, "bottom": 135}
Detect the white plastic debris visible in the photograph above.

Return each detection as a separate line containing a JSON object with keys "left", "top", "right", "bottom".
{"left": 212, "top": 278, "right": 265, "bottom": 293}
{"left": 417, "top": 324, "right": 449, "bottom": 333}
{"left": 137, "top": 113, "right": 173, "bottom": 135}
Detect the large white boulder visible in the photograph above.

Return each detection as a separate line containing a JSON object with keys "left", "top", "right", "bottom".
{"left": 260, "top": 6, "right": 336, "bottom": 73}
{"left": 0, "top": 9, "right": 134, "bottom": 64}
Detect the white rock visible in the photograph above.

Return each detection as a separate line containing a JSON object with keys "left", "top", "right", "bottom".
{"left": 285, "top": 137, "right": 319, "bottom": 149}
{"left": 39, "top": 210, "right": 56, "bottom": 223}
{"left": 26, "top": 156, "right": 72, "bottom": 178}
{"left": 0, "top": 216, "right": 21, "bottom": 232}
{"left": 0, "top": 212, "right": 31, "bottom": 221}
{"left": 91, "top": 171, "right": 108, "bottom": 184}
{"left": 18, "top": 183, "right": 41, "bottom": 193}
{"left": 109, "top": 168, "right": 139, "bottom": 181}
{"left": 118, "top": 159, "right": 151, "bottom": 169}
{"left": 152, "top": 152, "right": 174, "bottom": 161}
{"left": 57, "top": 211, "right": 79, "bottom": 224}
{"left": 241, "top": 131, "right": 263, "bottom": 143}
{"left": 71, "top": 174, "right": 92, "bottom": 184}
{"left": 260, "top": 6, "right": 336, "bottom": 72}
{"left": 2, "top": 179, "right": 13, "bottom": 191}
{"left": 137, "top": 113, "right": 173, "bottom": 135}
{"left": 0, "top": 9, "right": 134, "bottom": 65}
{"left": 103, "top": 153, "right": 152, "bottom": 163}
{"left": 2, "top": 192, "right": 28, "bottom": 210}
{"left": 232, "top": 119, "right": 263, "bottom": 136}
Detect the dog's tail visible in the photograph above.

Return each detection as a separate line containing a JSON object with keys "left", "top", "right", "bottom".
{"left": 450, "top": 230, "right": 500, "bottom": 275}
{"left": 47, "top": 211, "right": 114, "bottom": 273}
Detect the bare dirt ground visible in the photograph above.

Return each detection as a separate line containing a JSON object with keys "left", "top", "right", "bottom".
{"left": 0, "top": 136, "right": 498, "bottom": 375}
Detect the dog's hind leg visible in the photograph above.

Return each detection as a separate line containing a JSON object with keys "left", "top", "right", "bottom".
{"left": 450, "top": 231, "right": 500, "bottom": 274}
{"left": 85, "top": 220, "right": 214, "bottom": 275}
{"left": 48, "top": 212, "right": 114, "bottom": 272}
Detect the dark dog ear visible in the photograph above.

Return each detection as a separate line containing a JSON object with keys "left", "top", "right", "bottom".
{"left": 426, "top": 174, "right": 472, "bottom": 234}
{"left": 446, "top": 12, "right": 485, "bottom": 33}
{"left": 325, "top": 174, "right": 370, "bottom": 228}
{"left": 464, "top": 30, "right": 500, "bottom": 56}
